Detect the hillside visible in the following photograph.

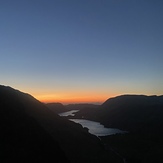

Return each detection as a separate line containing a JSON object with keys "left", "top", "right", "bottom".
{"left": 0, "top": 85, "right": 117, "bottom": 163}
{"left": 73, "top": 95, "right": 163, "bottom": 134}
{"left": 98, "top": 95, "right": 163, "bottom": 163}
{"left": 71, "top": 94, "right": 163, "bottom": 162}
{"left": 99, "top": 95, "right": 163, "bottom": 133}
{"left": 0, "top": 85, "right": 68, "bottom": 163}
{"left": 48, "top": 94, "right": 163, "bottom": 162}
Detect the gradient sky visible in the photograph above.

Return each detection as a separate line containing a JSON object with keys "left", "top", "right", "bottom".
{"left": 1, "top": 0, "right": 163, "bottom": 104}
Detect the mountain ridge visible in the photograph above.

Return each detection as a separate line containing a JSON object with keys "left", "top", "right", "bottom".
{"left": 70, "top": 94, "right": 163, "bottom": 134}
{"left": 101, "top": 95, "right": 163, "bottom": 133}
{"left": 0, "top": 85, "right": 115, "bottom": 163}
{"left": 0, "top": 85, "right": 69, "bottom": 162}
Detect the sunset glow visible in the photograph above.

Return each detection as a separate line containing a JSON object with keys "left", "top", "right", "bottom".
{"left": 33, "top": 91, "right": 114, "bottom": 104}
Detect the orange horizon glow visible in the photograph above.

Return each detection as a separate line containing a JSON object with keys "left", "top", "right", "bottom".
{"left": 7, "top": 84, "right": 162, "bottom": 105}
{"left": 16, "top": 86, "right": 119, "bottom": 105}
{"left": 36, "top": 95, "right": 108, "bottom": 104}
{"left": 33, "top": 92, "right": 115, "bottom": 104}
{"left": 31, "top": 90, "right": 163, "bottom": 104}
{"left": 14, "top": 85, "right": 162, "bottom": 105}
{"left": 40, "top": 98, "right": 105, "bottom": 104}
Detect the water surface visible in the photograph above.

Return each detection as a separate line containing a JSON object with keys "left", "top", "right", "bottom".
{"left": 59, "top": 110, "right": 79, "bottom": 116}
{"left": 70, "top": 119, "right": 126, "bottom": 136}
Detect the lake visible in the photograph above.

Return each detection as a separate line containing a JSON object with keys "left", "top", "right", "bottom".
{"left": 69, "top": 119, "right": 126, "bottom": 136}
{"left": 59, "top": 110, "right": 79, "bottom": 116}
{"left": 59, "top": 110, "right": 126, "bottom": 136}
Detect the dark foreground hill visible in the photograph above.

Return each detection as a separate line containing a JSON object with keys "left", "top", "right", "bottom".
{"left": 0, "top": 85, "right": 118, "bottom": 163}
{"left": 72, "top": 95, "right": 163, "bottom": 162}
{"left": 99, "top": 95, "right": 163, "bottom": 134}
{"left": 74, "top": 95, "right": 163, "bottom": 134}
{"left": 0, "top": 85, "right": 68, "bottom": 163}
{"left": 99, "top": 95, "right": 163, "bottom": 163}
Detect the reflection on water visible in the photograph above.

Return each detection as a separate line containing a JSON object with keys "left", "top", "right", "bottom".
{"left": 59, "top": 111, "right": 127, "bottom": 136}
{"left": 59, "top": 110, "right": 79, "bottom": 116}
{"left": 70, "top": 119, "right": 127, "bottom": 136}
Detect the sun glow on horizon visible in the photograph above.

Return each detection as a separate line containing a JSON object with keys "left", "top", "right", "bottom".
{"left": 32, "top": 89, "right": 163, "bottom": 104}
{"left": 7, "top": 83, "right": 163, "bottom": 105}
{"left": 34, "top": 92, "right": 113, "bottom": 104}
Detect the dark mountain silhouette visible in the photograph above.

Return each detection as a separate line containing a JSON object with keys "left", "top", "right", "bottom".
{"left": 46, "top": 103, "right": 100, "bottom": 120}
{"left": 72, "top": 95, "right": 163, "bottom": 134}
{"left": 71, "top": 95, "right": 163, "bottom": 162}
{"left": 65, "top": 103, "right": 100, "bottom": 120}
{"left": 0, "top": 85, "right": 68, "bottom": 163}
{"left": 46, "top": 102, "right": 66, "bottom": 113}
{"left": 98, "top": 95, "right": 163, "bottom": 133}
{"left": 49, "top": 94, "right": 163, "bottom": 162}
{"left": 64, "top": 104, "right": 99, "bottom": 119}
{"left": 1, "top": 85, "right": 117, "bottom": 163}
{"left": 46, "top": 103, "right": 99, "bottom": 115}
{"left": 98, "top": 95, "right": 163, "bottom": 163}
{"left": 3, "top": 85, "right": 163, "bottom": 162}
{"left": 65, "top": 103, "right": 99, "bottom": 110}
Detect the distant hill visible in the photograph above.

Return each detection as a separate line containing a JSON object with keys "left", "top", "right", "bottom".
{"left": 46, "top": 102, "right": 66, "bottom": 113}
{"left": 45, "top": 103, "right": 100, "bottom": 119}
{"left": 0, "top": 85, "right": 114, "bottom": 163}
{"left": 65, "top": 103, "right": 99, "bottom": 110}
{"left": 98, "top": 95, "right": 163, "bottom": 133}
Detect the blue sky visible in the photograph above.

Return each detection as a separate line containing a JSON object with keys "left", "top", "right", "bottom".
{"left": 0, "top": 0, "right": 163, "bottom": 103}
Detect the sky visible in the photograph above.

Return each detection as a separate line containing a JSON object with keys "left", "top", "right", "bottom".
{"left": 0, "top": 0, "right": 163, "bottom": 104}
